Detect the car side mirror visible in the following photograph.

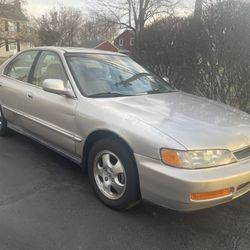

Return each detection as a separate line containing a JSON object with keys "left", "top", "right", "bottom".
{"left": 163, "top": 77, "right": 170, "bottom": 83}
{"left": 163, "top": 77, "right": 176, "bottom": 89}
{"left": 42, "top": 79, "right": 75, "bottom": 98}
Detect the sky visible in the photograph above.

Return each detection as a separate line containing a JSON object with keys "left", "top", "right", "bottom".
{"left": 26, "top": 0, "right": 88, "bottom": 17}
{"left": 25, "top": 0, "right": 196, "bottom": 17}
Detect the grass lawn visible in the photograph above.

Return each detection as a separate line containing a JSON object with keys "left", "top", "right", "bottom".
{"left": 0, "top": 58, "right": 7, "bottom": 65}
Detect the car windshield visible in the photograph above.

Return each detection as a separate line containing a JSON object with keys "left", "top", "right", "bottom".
{"left": 65, "top": 53, "right": 176, "bottom": 97}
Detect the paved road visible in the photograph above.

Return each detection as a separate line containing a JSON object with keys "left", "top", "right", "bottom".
{"left": 0, "top": 131, "right": 250, "bottom": 250}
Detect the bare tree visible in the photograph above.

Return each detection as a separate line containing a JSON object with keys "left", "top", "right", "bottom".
{"left": 80, "top": 14, "right": 118, "bottom": 42}
{"left": 88, "top": 0, "right": 179, "bottom": 33}
{"left": 34, "top": 7, "right": 83, "bottom": 46}
{"left": 194, "top": 0, "right": 203, "bottom": 17}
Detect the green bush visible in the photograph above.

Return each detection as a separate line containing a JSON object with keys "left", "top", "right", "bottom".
{"left": 133, "top": 0, "right": 250, "bottom": 113}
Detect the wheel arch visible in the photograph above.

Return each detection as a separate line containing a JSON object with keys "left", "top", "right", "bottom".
{"left": 82, "top": 129, "right": 135, "bottom": 171}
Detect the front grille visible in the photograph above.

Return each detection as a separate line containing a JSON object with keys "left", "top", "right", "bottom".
{"left": 234, "top": 147, "right": 250, "bottom": 161}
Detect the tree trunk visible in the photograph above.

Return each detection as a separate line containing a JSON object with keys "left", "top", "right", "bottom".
{"left": 194, "top": 0, "right": 203, "bottom": 17}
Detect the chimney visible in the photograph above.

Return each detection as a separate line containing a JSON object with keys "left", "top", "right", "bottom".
{"left": 14, "top": 0, "right": 21, "bottom": 10}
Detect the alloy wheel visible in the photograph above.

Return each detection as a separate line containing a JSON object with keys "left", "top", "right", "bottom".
{"left": 93, "top": 150, "right": 127, "bottom": 200}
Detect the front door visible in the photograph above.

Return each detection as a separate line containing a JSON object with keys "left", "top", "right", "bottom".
{"left": 21, "top": 51, "right": 78, "bottom": 155}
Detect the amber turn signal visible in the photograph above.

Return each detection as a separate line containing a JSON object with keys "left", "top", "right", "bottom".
{"left": 161, "top": 149, "right": 181, "bottom": 167}
{"left": 191, "top": 188, "right": 233, "bottom": 201}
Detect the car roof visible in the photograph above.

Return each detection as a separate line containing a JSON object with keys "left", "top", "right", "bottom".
{"left": 30, "top": 46, "right": 127, "bottom": 56}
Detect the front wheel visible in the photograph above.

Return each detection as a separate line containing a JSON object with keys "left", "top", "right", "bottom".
{"left": 88, "top": 138, "right": 141, "bottom": 210}
{"left": 0, "top": 107, "right": 8, "bottom": 136}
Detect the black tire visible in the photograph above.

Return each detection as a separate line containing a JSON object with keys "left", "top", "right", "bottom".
{"left": 88, "top": 138, "right": 141, "bottom": 210}
{"left": 0, "top": 107, "right": 8, "bottom": 136}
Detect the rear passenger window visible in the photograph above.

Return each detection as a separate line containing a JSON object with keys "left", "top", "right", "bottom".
{"left": 5, "top": 51, "right": 38, "bottom": 83}
{"left": 31, "top": 51, "right": 68, "bottom": 87}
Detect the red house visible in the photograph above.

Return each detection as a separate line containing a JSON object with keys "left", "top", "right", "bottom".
{"left": 114, "top": 30, "right": 135, "bottom": 54}
{"left": 80, "top": 30, "right": 135, "bottom": 54}
{"left": 95, "top": 41, "right": 118, "bottom": 52}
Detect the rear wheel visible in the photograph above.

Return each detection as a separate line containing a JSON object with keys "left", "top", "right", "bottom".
{"left": 88, "top": 138, "right": 140, "bottom": 210}
{"left": 0, "top": 107, "right": 8, "bottom": 136}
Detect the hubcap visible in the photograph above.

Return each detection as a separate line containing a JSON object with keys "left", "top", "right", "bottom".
{"left": 93, "top": 150, "right": 127, "bottom": 200}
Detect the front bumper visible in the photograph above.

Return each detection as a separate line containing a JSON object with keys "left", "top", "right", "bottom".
{"left": 134, "top": 154, "right": 250, "bottom": 211}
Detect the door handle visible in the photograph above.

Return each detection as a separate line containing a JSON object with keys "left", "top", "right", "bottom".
{"left": 27, "top": 92, "right": 33, "bottom": 99}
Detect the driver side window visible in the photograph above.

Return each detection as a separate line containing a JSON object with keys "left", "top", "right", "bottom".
{"left": 31, "top": 51, "right": 68, "bottom": 87}
{"left": 5, "top": 51, "right": 38, "bottom": 83}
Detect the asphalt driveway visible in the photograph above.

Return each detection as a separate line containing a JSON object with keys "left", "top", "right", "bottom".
{"left": 0, "top": 130, "right": 250, "bottom": 250}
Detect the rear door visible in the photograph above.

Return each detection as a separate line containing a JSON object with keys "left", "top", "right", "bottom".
{"left": 0, "top": 51, "right": 39, "bottom": 126}
{"left": 21, "top": 51, "right": 78, "bottom": 155}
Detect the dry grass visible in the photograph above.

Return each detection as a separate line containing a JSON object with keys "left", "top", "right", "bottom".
{"left": 0, "top": 58, "right": 7, "bottom": 65}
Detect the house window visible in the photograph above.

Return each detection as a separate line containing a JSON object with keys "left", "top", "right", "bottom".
{"left": 119, "top": 38, "right": 124, "bottom": 47}
{"left": 8, "top": 21, "right": 17, "bottom": 32}
{"left": 9, "top": 41, "right": 18, "bottom": 54}
{"left": 130, "top": 38, "right": 135, "bottom": 46}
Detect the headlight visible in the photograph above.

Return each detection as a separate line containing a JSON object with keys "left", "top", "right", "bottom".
{"left": 161, "top": 149, "right": 237, "bottom": 169}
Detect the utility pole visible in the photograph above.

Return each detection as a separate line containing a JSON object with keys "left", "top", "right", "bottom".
{"left": 128, "top": 0, "right": 131, "bottom": 28}
{"left": 138, "top": 0, "right": 143, "bottom": 33}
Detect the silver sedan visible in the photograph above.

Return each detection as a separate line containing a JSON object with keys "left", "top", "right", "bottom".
{"left": 0, "top": 47, "right": 250, "bottom": 211}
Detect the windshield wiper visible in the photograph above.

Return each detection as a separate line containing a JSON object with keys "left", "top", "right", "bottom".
{"left": 87, "top": 92, "right": 134, "bottom": 98}
{"left": 142, "top": 89, "right": 179, "bottom": 94}
{"left": 116, "top": 73, "right": 152, "bottom": 86}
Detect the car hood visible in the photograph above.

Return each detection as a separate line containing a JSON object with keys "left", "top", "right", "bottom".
{"left": 103, "top": 92, "right": 250, "bottom": 151}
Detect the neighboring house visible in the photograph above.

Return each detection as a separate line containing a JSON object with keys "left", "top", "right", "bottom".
{"left": 81, "top": 34, "right": 134, "bottom": 55}
{"left": 95, "top": 41, "right": 119, "bottom": 53}
{"left": 81, "top": 40, "right": 119, "bottom": 53}
{"left": 114, "top": 30, "right": 135, "bottom": 54}
{"left": 0, "top": 0, "right": 31, "bottom": 57}
{"left": 80, "top": 40, "right": 104, "bottom": 49}
{"left": 80, "top": 30, "right": 135, "bottom": 54}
